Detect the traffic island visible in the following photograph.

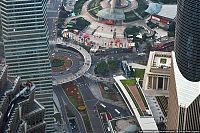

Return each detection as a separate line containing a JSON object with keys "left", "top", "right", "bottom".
{"left": 62, "top": 82, "right": 93, "bottom": 133}
{"left": 51, "top": 56, "right": 72, "bottom": 73}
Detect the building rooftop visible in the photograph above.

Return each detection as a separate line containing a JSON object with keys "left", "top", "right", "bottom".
{"left": 110, "top": 117, "right": 140, "bottom": 132}
{"left": 157, "top": 5, "right": 177, "bottom": 20}
{"left": 146, "top": 4, "right": 177, "bottom": 20}
{"left": 114, "top": 76, "right": 158, "bottom": 131}
{"left": 172, "top": 52, "right": 200, "bottom": 108}
{"left": 144, "top": 51, "right": 171, "bottom": 76}
{"left": 153, "top": 56, "right": 171, "bottom": 68}
{"left": 97, "top": 8, "right": 125, "bottom": 20}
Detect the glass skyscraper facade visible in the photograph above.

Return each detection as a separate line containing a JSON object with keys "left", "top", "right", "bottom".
{"left": 0, "top": 0, "right": 54, "bottom": 132}
{"left": 175, "top": 0, "right": 200, "bottom": 82}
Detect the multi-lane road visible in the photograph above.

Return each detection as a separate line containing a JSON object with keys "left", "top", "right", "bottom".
{"left": 54, "top": 85, "right": 87, "bottom": 133}
{"left": 75, "top": 77, "right": 104, "bottom": 133}
{"left": 76, "top": 76, "right": 130, "bottom": 133}
{"left": 47, "top": 0, "right": 61, "bottom": 40}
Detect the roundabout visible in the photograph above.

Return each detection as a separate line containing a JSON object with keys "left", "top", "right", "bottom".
{"left": 51, "top": 42, "right": 91, "bottom": 85}
{"left": 51, "top": 55, "right": 72, "bottom": 73}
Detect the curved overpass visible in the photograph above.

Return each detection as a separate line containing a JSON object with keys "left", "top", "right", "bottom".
{"left": 52, "top": 43, "right": 91, "bottom": 85}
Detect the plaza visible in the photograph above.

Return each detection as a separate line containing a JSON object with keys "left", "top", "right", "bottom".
{"left": 61, "top": 0, "right": 153, "bottom": 49}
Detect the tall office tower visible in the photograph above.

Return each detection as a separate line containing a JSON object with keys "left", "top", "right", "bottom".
{"left": 175, "top": 0, "right": 200, "bottom": 82}
{"left": 167, "top": 52, "right": 200, "bottom": 131}
{"left": 167, "top": 0, "right": 200, "bottom": 131}
{"left": 0, "top": 0, "right": 54, "bottom": 132}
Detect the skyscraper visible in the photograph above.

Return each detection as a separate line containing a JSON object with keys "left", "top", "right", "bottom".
{"left": 167, "top": 0, "right": 200, "bottom": 131}
{"left": 0, "top": 0, "right": 54, "bottom": 132}
{"left": 175, "top": 0, "right": 200, "bottom": 82}
{"left": 167, "top": 52, "right": 200, "bottom": 131}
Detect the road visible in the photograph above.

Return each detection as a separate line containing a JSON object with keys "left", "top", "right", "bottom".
{"left": 75, "top": 76, "right": 131, "bottom": 133}
{"left": 54, "top": 85, "right": 87, "bottom": 133}
{"left": 75, "top": 77, "right": 104, "bottom": 133}
{"left": 83, "top": 77, "right": 130, "bottom": 117}
{"left": 53, "top": 88, "right": 73, "bottom": 133}
{"left": 47, "top": 0, "right": 61, "bottom": 40}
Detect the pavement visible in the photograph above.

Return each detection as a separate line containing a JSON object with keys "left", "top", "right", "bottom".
{"left": 63, "top": 0, "right": 154, "bottom": 48}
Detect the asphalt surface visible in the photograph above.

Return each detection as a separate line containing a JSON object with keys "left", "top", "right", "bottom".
{"left": 83, "top": 77, "right": 130, "bottom": 118}
{"left": 47, "top": 0, "right": 61, "bottom": 40}
{"left": 54, "top": 85, "right": 87, "bottom": 133}
{"left": 51, "top": 48, "right": 84, "bottom": 80}
{"left": 75, "top": 76, "right": 131, "bottom": 133}
{"left": 75, "top": 77, "right": 104, "bottom": 133}
{"left": 53, "top": 86, "right": 73, "bottom": 133}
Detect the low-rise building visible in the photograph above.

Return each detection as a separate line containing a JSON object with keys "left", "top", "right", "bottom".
{"left": 143, "top": 51, "right": 171, "bottom": 95}
{"left": 0, "top": 64, "right": 46, "bottom": 133}
{"left": 114, "top": 76, "right": 158, "bottom": 132}
{"left": 146, "top": 4, "right": 177, "bottom": 29}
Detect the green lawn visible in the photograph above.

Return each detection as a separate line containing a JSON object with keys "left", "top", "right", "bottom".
{"left": 134, "top": 69, "right": 145, "bottom": 79}
{"left": 135, "top": 0, "right": 148, "bottom": 17}
{"left": 51, "top": 58, "right": 65, "bottom": 68}
{"left": 82, "top": 113, "right": 93, "bottom": 133}
{"left": 160, "top": 58, "right": 167, "bottom": 64}
{"left": 121, "top": 80, "right": 143, "bottom": 116}
{"left": 68, "top": 96, "right": 79, "bottom": 108}
{"left": 74, "top": 0, "right": 87, "bottom": 15}
{"left": 121, "top": 79, "right": 136, "bottom": 86}
{"left": 88, "top": 0, "right": 103, "bottom": 18}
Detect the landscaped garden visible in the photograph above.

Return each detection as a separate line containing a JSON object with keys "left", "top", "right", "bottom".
{"left": 87, "top": 0, "right": 103, "bottom": 18}
{"left": 124, "top": 26, "right": 144, "bottom": 37}
{"left": 51, "top": 56, "right": 72, "bottom": 72}
{"left": 121, "top": 79, "right": 149, "bottom": 116}
{"left": 147, "top": 21, "right": 158, "bottom": 29}
{"left": 135, "top": 0, "right": 148, "bottom": 17}
{"left": 67, "top": 17, "right": 91, "bottom": 31}
{"left": 99, "top": 83, "right": 120, "bottom": 101}
{"left": 134, "top": 68, "right": 145, "bottom": 80}
{"left": 74, "top": 0, "right": 87, "bottom": 15}
{"left": 62, "top": 82, "right": 92, "bottom": 132}
{"left": 94, "top": 59, "right": 120, "bottom": 76}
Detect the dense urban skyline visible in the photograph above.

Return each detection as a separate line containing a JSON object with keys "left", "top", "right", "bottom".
{"left": 0, "top": 0, "right": 199, "bottom": 132}
{"left": 0, "top": 0, "right": 54, "bottom": 132}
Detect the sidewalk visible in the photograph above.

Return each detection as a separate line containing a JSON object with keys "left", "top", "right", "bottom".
{"left": 87, "top": 79, "right": 127, "bottom": 109}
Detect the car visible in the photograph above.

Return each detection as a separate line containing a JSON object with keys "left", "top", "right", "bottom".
{"left": 114, "top": 109, "right": 121, "bottom": 115}
{"left": 100, "top": 103, "right": 106, "bottom": 108}
{"left": 137, "top": 53, "right": 146, "bottom": 56}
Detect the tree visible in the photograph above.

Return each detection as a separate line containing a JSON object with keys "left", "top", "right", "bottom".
{"left": 135, "top": 42, "right": 139, "bottom": 49}
{"left": 108, "top": 59, "right": 120, "bottom": 71}
{"left": 95, "top": 61, "right": 109, "bottom": 76}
